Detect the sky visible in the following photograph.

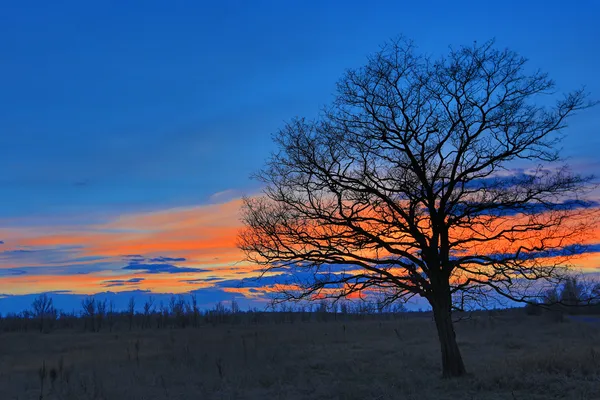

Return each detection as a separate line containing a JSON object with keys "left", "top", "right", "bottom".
{"left": 1, "top": 0, "right": 599, "bottom": 313}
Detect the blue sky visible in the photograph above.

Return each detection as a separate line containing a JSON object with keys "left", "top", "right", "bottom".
{"left": 1, "top": 0, "right": 598, "bottom": 217}
{"left": 0, "top": 0, "right": 599, "bottom": 313}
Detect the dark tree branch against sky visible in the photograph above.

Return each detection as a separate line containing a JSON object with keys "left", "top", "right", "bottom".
{"left": 239, "top": 38, "right": 598, "bottom": 377}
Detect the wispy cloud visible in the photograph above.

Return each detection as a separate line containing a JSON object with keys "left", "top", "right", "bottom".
{"left": 120, "top": 255, "right": 207, "bottom": 274}
{"left": 209, "top": 189, "right": 243, "bottom": 203}
{"left": 180, "top": 277, "right": 223, "bottom": 284}
{"left": 102, "top": 277, "right": 145, "bottom": 288}
{"left": 0, "top": 198, "right": 254, "bottom": 295}
{"left": 0, "top": 195, "right": 598, "bottom": 305}
{"left": 0, "top": 269, "right": 27, "bottom": 277}
{"left": 123, "top": 263, "right": 208, "bottom": 274}
{"left": 149, "top": 256, "right": 186, "bottom": 263}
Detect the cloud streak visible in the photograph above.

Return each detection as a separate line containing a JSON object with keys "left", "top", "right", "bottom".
{"left": 102, "top": 277, "right": 145, "bottom": 287}
{"left": 0, "top": 195, "right": 598, "bottom": 307}
{"left": 122, "top": 263, "right": 208, "bottom": 274}
{"left": 0, "top": 198, "right": 258, "bottom": 296}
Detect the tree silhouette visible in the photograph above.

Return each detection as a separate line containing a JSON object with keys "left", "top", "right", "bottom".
{"left": 31, "top": 293, "right": 56, "bottom": 333}
{"left": 81, "top": 296, "right": 96, "bottom": 332}
{"left": 239, "top": 38, "right": 597, "bottom": 377}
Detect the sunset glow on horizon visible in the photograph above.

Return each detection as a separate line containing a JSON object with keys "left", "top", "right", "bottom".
{"left": 1, "top": 1, "right": 599, "bottom": 313}
{"left": 1, "top": 195, "right": 599, "bottom": 300}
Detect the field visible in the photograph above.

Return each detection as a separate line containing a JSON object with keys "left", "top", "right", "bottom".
{"left": 1, "top": 313, "right": 599, "bottom": 400}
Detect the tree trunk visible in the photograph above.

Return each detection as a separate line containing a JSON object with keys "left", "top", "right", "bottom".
{"left": 432, "top": 299, "right": 466, "bottom": 378}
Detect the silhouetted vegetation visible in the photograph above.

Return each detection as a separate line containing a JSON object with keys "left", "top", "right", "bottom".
{"left": 0, "top": 294, "right": 411, "bottom": 334}
{"left": 30, "top": 293, "right": 57, "bottom": 333}
{"left": 239, "top": 36, "right": 597, "bottom": 377}
{"left": 523, "top": 277, "right": 600, "bottom": 321}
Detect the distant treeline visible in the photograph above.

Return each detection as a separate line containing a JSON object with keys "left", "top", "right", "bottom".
{"left": 0, "top": 294, "right": 412, "bottom": 333}
{"left": 524, "top": 277, "right": 600, "bottom": 320}
{"left": 2, "top": 277, "right": 599, "bottom": 333}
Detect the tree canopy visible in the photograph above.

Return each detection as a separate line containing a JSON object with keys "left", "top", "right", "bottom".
{"left": 239, "top": 38, "right": 597, "bottom": 377}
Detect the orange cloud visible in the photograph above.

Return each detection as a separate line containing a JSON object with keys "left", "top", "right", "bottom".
{"left": 15, "top": 199, "right": 245, "bottom": 265}
{"left": 0, "top": 196, "right": 598, "bottom": 300}
{"left": 0, "top": 199, "right": 256, "bottom": 295}
{"left": 0, "top": 271, "right": 221, "bottom": 295}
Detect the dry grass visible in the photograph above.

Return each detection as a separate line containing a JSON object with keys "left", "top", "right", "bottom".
{"left": 1, "top": 314, "right": 599, "bottom": 400}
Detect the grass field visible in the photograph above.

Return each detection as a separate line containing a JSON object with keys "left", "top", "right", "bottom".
{"left": 1, "top": 313, "right": 599, "bottom": 400}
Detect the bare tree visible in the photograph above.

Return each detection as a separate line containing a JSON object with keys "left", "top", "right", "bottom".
{"left": 127, "top": 297, "right": 136, "bottom": 331}
{"left": 239, "top": 38, "right": 597, "bottom": 377}
{"left": 592, "top": 283, "right": 600, "bottom": 304}
{"left": 81, "top": 297, "right": 96, "bottom": 332}
{"left": 190, "top": 295, "right": 200, "bottom": 327}
{"left": 231, "top": 299, "right": 240, "bottom": 314}
{"left": 143, "top": 296, "right": 154, "bottom": 329}
{"left": 96, "top": 299, "right": 107, "bottom": 331}
{"left": 31, "top": 294, "right": 56, "bottom": 333}
{"left": 560, "top": 277, "right": 585, "bottom": 307}
{"left": 169, "top": 295, "right": 187, "bottom": 327}
{"left": 107, "top": 300, "right": 116, "bottom": 332}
